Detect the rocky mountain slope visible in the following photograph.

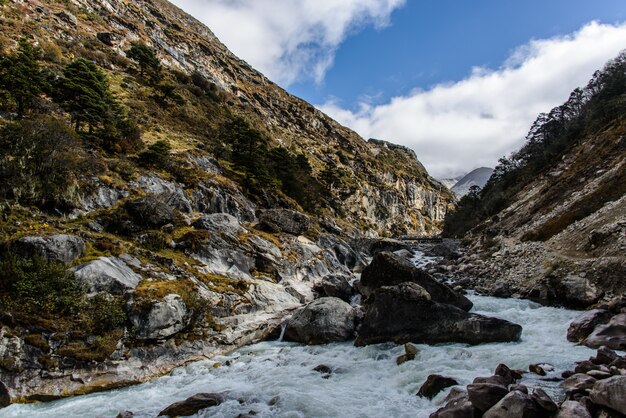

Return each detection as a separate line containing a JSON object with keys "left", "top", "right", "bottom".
{"left": 451, "top": 167, "right": 493, "bottom": 197}
{"left": 443, "top": 53, "right": 626, "bottom": 307}
{"left": 0, "top": 0, "right": 454, "bottom": 404}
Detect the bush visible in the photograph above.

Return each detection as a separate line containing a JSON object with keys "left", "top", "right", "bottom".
{"left": 139, "top": 140, "right": 171, "bottom": 168}
{"left": 87, "top": 293, "right": 127, "bottom": 333}
{"left": 0, "top": 255, "right": 84, "bottom": 316}
{"left": 0, "top": 116, "right": 96, "bottom": 209}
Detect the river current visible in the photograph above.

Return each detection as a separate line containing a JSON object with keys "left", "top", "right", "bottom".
{"left": 1, "top": 253, "right": 596, "bottom": 418}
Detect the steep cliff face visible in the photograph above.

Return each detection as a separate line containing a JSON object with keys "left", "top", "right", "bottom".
{"left": 0, "top": 0, "right": 453, "bottom": 403}
{"left": 445, "top": 54, "right": 626, "bottom": 306}
{"left": 14, "top": 0, "right": 452, "bottom": 235}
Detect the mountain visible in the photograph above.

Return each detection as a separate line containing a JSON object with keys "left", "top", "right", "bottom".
{"left": 0, "top": 0, "right": 454, "bottom": 403}
{"left": 451, "top": 167, "right": 494, "bottom": 197}
{"left": 438, "top": 176, "right": 462, "bottom": 190}
{"left": 443, "top": 52, "right": 626, "bottom": 307}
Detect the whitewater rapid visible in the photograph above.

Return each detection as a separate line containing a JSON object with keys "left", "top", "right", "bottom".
{"left": 1, "top": 251, "right": 597, "bottom": 417}
{"left": 1, "top": 294, "right": 595, "bottom": 418}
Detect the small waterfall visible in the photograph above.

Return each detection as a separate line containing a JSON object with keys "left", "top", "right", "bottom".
{"left": 278, "top": 322, "right": 287, "bottom": 342}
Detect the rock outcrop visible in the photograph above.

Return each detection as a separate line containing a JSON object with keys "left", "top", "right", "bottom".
{"left": 72, "top": 256, "right": 141, "bottom": 294}
{"left": 12, "top": 235, "right": 85, "bottom": 264}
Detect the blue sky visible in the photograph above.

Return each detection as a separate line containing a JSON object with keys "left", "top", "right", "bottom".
{"left": 290, "top": 0, "right": 626, "bottom": 109}
{"left": 172, "top": 0, "right": 626, "bottom": 177}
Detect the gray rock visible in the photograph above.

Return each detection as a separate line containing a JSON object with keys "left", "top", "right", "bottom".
{"left": 554, "top": 401, "right": 591, "bottom": 418}
{"left": 55, "top": 10, "right": 77, "bottom": 25}
{"left": 561, "top": 373, "right": 597, "bottom": 391}
{"left": 594, "top": 346, "right": 620, "bottom": 365}
{"left": 73, "top": 257, "right": 141, "bottom": 294}
{"left": 467, "top": 382, "right": 509, "bottom": 412}
{"left": 258, "top": 209, "right": 311, "bottom": 235}
{"left": 116, "top": 412, "right": 134, "bottom": 418}
{"left": 133, "top": 175, "right": 193, "bottom": 214}
{"left": 125, "top": 195, "right": 175, "bottom": 228}
{"left": 192, "top": 181, "right": 256, "bottom": 222}
{"left": 567, "top": 309, "right": 612, "bottom": 342}
{"left": 284, "top": 297, "right": 355, "bottom": 344}
{"left": 193, "top": 213, "right": 244, "bottom": 236}
{"left": 482, "top": 390, "right": 541, "bottom": 417}
{"left": 158, "top": 392, "right": 225, "bottom": 417}
{"left": 417, "top": 375, "right": 459, "bottom": 399}
{"left": 318, "top": 274, "right": 353, "bottom": 302}
{"left": 356, "top": 282, "right": 522, "bottom": 346}
{"left": 583, "top": 313, "right": 626, "bottom": 351}
{"left": 531, "top": 388, "right": 557, "bottom": 412}
{"left": 359, "top": 252, "right": 473, "bottom": 311}
{"left": 590, "top": 376, "right": 626, "bottom": 415}
{"left": 549, "top": 275, "right": 603, "bottom": 308}
{"left": 13, "top": 235, "right": 85, "bottom": 264}
{"left": 130, "top": 294, "right": 188, "bottom": 340}
{"left": 429, "top": 396, "right": 477, "bottom": 418}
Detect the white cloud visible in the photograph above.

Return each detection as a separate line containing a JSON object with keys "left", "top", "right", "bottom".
{"left": 170, "top": 0, "right": 405, "bottom": 85}
{"left": 319, "top": 21, "right": 626, "bottom": 178}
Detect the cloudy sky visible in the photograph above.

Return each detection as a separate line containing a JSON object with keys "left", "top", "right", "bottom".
{"left": 171, "top": 0, "right": 626, "bottom": 178}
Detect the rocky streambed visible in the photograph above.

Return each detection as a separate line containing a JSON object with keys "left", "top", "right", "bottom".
{"left": 3, "top": 249, "right": 623, "bottom": 418}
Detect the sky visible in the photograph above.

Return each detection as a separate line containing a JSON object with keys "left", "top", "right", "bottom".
{"left": 171, "top": 0, "right": 626, "bottom": 178}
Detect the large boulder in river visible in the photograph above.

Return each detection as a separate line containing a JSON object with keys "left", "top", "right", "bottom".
{"left": 567, "top": 309, "right": 612, "bottom": 342}
{"left": 467, "top": 382, "right": 509, "bottom": 412}
{"left": 258, "top": 209, "right": 310, "bottom": 235}
{"left": 355, "top": 282, "right": 522, "bottom": 346}
{"left": 589, "top": 376, "right": 626, "bottom": 415}
{"left": 359, "top": 252, "right": 472, "bottom": 311}
{"left": 548, "top": 274, "right": 603, "bottom": 308}
{"left": 554, "top": 401, "right": 591, "bottom": 418}
{"left": 158, "top": 392, "right": 226, "bottom": 417}
{"left": 13, "top": 234, "right": 85, "bottom": 264}
{"left": 583, "top": 313, "right": 626, "bottom": 350}
{"left": 284, "top": 297, "right": 355, "bottom": 344}
{"left": 417, "top": 375, "right": 459, "bottom": 399}
{"left": 129, "top": 294, "right": 188, "bottom": 340}
{"left": 430, "top": 395, "right": 477, "bottom": 418}
{"left": 72, "top": 256, "right": 141, "bottom": 294}
{"left": 482, "top": 390, "right": 542, "bottom": 418}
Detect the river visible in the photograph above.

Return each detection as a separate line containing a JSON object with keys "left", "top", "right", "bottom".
{"left": 0, "top": 294, "right": 594, "bottom": 417}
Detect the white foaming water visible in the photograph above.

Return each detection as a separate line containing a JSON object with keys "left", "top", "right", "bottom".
{"left": 0, "top": 251, "right": 596, "bottom": 418}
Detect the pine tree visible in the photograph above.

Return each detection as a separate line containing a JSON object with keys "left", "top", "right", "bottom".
{"left": 126, "top": 43, "right": 161, "bottom": 82}
{"left": 0, "top": 39, "right": 48, "bottom": 117}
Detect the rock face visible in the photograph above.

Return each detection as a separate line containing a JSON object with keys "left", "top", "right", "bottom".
{"left": 129, "top": 294, "right": 188, "bottom": 340}
{"left": 258, "top": 209, "right": 311, "bottom": 235}
{"left": 589, "top": 376, "right": 626, "bottom": 415}
{"left": 72, "top": 256, "right": 141, "bottom": 294}
{"left": 12, "top": 234, "right": 85, "bottom": 264}
{"left": 359, "top": 252, "right": 472, "bottom": 311}
{"left": 158, "top": 392, "right": 225, "bottom": 417}
{"left": 356, "top": 282, "right": 522, "bottom": 346}
{"left": 284, "top": 297, "right": 355, "bottom": 344}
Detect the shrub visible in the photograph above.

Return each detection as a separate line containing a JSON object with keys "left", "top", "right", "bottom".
{"left": 0, "top": 255, "right": 84, "bottom": 316}
{"left": 87, "top": 293, "right": 127, "bottom": 333}
{"left": 0, "top": 116, "right": 94, "bottom": 209}
{"left": 139, "top": 140, "right": 171, "bottom": 168}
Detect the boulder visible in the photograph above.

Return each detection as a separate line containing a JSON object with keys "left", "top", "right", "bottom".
{"left": 355, "top": 282, "right": 522, "bottom": 346}
{"left": 429, "top": 395, "right": 477, "bottom": 418}
{"left": 258, "top": 209, "right": 310, "bottom": 235}
{"left": 317, "top": 274, "right": 353, "bottom": 302}
{"left": 589, "top": 376, "right": 626, "bottom": 415}
{"left": 72, "top": 257, "right": 141, "bottom": 294}
{"left": 417, "top": 375, "right": 459, "bottom": 399}
{"left": 594, "top": 346, "right": 620, "bottom": 365}
{"left": 531, "top": 388, "right": 557, "bottom": 412}
{"left": 482, "top": 390, "right": 542, "bottom": 418}
{"left": 193, "top": 213, "right": 244, "bottom": 237}
{"left": 125, "top": 195, "right": 174, "bottom": 228}
{"left": 583, "top": 313, "right": 626, "bottom": 351}
{"left": 359, "top": 252, "right": 472, "bottom": 311}
{"left": 129, "top": 294, "right": 188, "bottom": 340}
{"left": 97, "top": 32, "right": 117, "bottom": 46}
{"left": 116, "top": 413, "right": 134, "bottom": 418}
{"left": 467, "top": 383, "right": 509, "bottom": 412}
{"left": 549, "top": 275, "right": 603, "bottom": 308}
{"left": 158, "top": 393, "right": 225, "bottom": 417}
{"left": 13, "top": 234, "right": 85, "bottom": 264}
{"left": 567, "top": 309, "right": 612, "bottom": 342}
{"left": 554, "top": 401, "right": 592, "bottom": 418}
{"left": 284, "top": 297, "right": 355, "bottom": 344}
{"left": 396, "top": 343, "right": 419, "bottom": 365}
{"left": 494, "top": 364, "right": 515, "bottom": 386}
{"left": 561, "top": 373, "right": 597, "bottom": 391}
{"left": 529, "top": 364, "right": 546, "bottom": 376}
